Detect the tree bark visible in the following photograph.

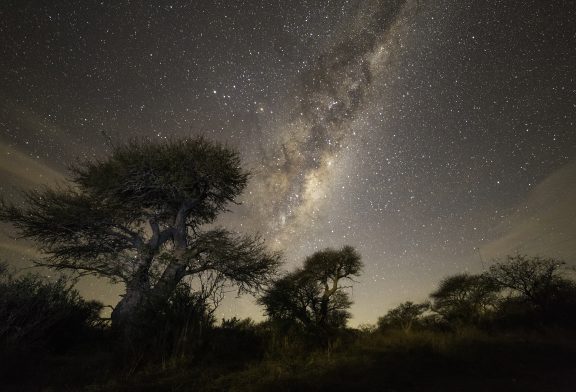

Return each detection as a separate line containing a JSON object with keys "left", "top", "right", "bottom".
{"left": 111, "top": 200, "right": 199, "bottom": 339}
{"left": 110, "top": 253, "right": 153, "bottom": 337}
{"left": 111, "top": 283, "right": 146, "bottom": 330}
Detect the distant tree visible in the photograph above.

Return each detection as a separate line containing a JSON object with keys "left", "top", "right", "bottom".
{"left": 258, "top": 270, "right": 319, "bottom": 328}
{"left": 430, "top": 273, "right": 499, "bottom": 325}
{"left": 303, "top": 246, "right": 362, "bottom": 326}
{"left": 0, "top": 138, "right": 280, "bottom": 338}
{"left": 259, "top": 270, "right": 352, "bottom": 329}
{"left": 488, "top": 254, "right": 575, "bottom": 316}
{"left": 377, "top": 301, "right": 429, "bottom": 333}
{"left": 259, "top": 246, "right": 362, "bottom": 330}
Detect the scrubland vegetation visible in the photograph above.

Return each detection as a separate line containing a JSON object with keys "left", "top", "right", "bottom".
{"left": 1, "top": 252, "right": 575, "bottom": 392}
{"left": 1, "top": 139, "right": 575, "bottom": 391}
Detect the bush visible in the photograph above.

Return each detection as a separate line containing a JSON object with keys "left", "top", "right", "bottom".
{"left": 207, "top": 318, "right": 266, "bottom": 363}
{"left": 0, "top": 263, "right": 103, "bottom": 352}
{"left": 126, "top": 281, "right": 216, "bottom": 366}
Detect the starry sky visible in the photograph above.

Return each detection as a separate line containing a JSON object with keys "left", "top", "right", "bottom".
{"left": 1, "top": 0, "right": 575, "bottom": 325}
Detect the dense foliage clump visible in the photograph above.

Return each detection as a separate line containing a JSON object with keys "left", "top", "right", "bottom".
{"left": 259, "top": 246, "right": 363, "bottom": 331}
{"left": 0, "top": 264, "right": 102, "bottom": 352}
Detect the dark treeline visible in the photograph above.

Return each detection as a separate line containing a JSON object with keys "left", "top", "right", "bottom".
{"left": 1, "top": 138, "right": 575, "bottom": 391}
{"left": 379, "top": 254, "right": 576, "bottom": 333}
{"left": 1, "top": 252, "right": 576, "bottom": 391}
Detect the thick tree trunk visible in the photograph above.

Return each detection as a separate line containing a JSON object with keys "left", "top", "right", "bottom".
{"left": 111, "top": 284, "right": 146, "bottom": 331}
{"left": 151, "top": 261, "right": 188, "bottom": 302}
{"left": 110, "top": 206, "right": 195, "bottom": 342}
{"left": 111, "top": 255, "right": 153, "bottom": 339}
{"left": 112, "top": 261, "right": 190, "bottom": 334}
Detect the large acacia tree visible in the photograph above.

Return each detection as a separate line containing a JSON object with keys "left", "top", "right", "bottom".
{"left": 0, "top": 138, "right": 280, "bottom": 333}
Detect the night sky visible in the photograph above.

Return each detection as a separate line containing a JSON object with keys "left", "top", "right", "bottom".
{"left": 1, "top": 0, "right": 575, "bottom": 325}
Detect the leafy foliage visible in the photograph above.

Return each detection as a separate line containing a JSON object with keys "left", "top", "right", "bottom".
{"left": 0, "top": 263, "right": 102, "bottom": 351}
{"left": 259, "top": 246, "right": 362, "bottom": 330}
{"left": 488, "top": 255, "right": 576, "bottom": 326}
{"left": 259, "top": 270, "right": 351, "bottom": 329}
{"left": 377, "top": 301, "right": 429, "bottom": 332}
{"left": 1, "top": 254, "right": 575, "bottom": 391}
{"left": 430, "top": 273, "right": 499, "bottom": 325}
{"left": 130, "top": 281, "right": 215, "bottom": 363}
{"left": 70, "top": 138, "right": 248, "bottom": 226}
{"left": 488, "top": 255, "right": 567, "bottom": 306}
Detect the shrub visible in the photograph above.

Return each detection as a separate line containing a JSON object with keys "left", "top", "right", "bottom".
{"left": 0, "top": 263, "right": 103, "bottom": 352}
{"left": 126, "top": 281, "right": 216, "bottom": 366}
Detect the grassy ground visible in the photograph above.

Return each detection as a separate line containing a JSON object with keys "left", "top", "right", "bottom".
{"left": 1, "top": 327, "right": 575, "bottom": 391}
{"left": 72, "top": 328, "right": 576, "bottom": 392}
{"left": 208, "top": 329, "right": 576, "bottom": 392}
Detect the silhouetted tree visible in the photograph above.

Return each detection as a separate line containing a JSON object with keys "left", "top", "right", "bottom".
{"left": 259, "top": 246, "right": 362, "bottom": 330}
{"left": 377, "top": 301, "right": 429, "bottom": 333}
{"left": 0, "top": 138, "right": 280, "bottom": 338}
{"left": 430, "top": 273, "right": 499, "bottom": 325}
{"left": 488, "top": 255, "right": 562, "bottom": 296}
{"left": 488, "top": 255, "right": 576, "bottom": 323}
{"left": 303, "top": 246, "right": 362, "bottom": 326}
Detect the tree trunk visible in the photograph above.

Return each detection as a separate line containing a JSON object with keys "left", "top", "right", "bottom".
{"left": 110, "top": 218, "right": 192, "bottom": 342}
{"left": 318, "top": 279, "right": 339, "bottom": 327}
{"left": 111, "top": 284, "right": 146, "bottom": 331}
{"left": 151, "top": 261, "right": 187, "bottom": 302}
{"left": 111, "top": 259, "right": 152, "bottom": 339}
{"left": 319, "top": 296, "right": 329, "bottom": 326}
{"left": 149, "top": 246, "right": 199, "bottom": 306}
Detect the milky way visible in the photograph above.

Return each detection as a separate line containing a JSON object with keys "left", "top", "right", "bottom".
{"left": 1, "top": 0, "right": 575, "bottom": 324}
{"left": 253, "top": 0, "right": 415, "bottom": 241}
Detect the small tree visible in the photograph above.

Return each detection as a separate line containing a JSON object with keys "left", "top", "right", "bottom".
{"left": 259, "top": 246, "right": 362, "bottom": 330}
{"left": 0, "top": 138, "right": 280, "bottom": 337}
{"left": 430, "top": 273, "right": 499, "bottom": 326}
{"left": 377, "top": 301, "right": 429, "bottom": 333}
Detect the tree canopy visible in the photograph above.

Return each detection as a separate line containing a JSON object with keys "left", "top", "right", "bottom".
{"left": 430, "top": 273, "right": 499, "bottom": 324}
{"left": 377, "top": 301, "right": 429, "bottom": 332}
{"left": 259, "top": 245, "right": 362, "bottom": 330}
{"left": 488, "top": 255, "right": 568, "bottom": 306}
{"left": 487, "top": 254, "right": 576, "bottom": 321}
